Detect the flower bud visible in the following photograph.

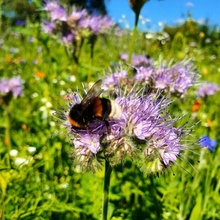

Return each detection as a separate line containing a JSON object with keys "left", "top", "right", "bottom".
{"left": 129, "top": 0, "right": 148, "bottom": 14}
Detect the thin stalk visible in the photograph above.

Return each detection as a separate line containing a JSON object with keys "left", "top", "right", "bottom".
{"left": 102, "top": 160, "right": 112, "bottom": 220}
{"left": 128, "top": 10, "right": 140, "bottom": 65}
{"left": 4, "top": 108, "right": 11, "bottom": 168}
{"left": 87, "top": 42, "right": 94, "bottom": 85}
{"left": 87, "top": 35, "right": 96, "bottom": 85}
{"left": 0, "top": 190, "right": 6, "bottom": 220}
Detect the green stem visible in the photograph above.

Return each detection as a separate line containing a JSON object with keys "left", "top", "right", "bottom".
{"left": 87, "top": 35, "right": 96, "bottom": 85}
{"left": 128, "top": 10, "right": 140, "bottom": 65}
{"left": 102, "top": 160, "right": 112, "bottom": 220}
{"left": 4, "top": 108, "right": 11, "bottom": 168}
{"left": 87, "top": 43, "right": 94, "bottom": 85}
{"left": 0, "top": 192, "right": 6, "bottom": 220}
{"left": 0, "top": 0, "right": 3, "bottom": 33}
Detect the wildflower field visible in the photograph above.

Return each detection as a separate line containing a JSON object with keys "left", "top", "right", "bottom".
{"left": 0, "top": 1, "right": 220, "bottom": 220}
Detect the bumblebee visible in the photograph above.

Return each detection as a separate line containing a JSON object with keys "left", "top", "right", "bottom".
{"left": 68, "top": 80, "right": 121, "bottom": 129}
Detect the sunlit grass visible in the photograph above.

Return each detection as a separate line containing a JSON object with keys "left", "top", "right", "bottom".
{"left": 0, "top": 16, "right": 220, "bottom": 220}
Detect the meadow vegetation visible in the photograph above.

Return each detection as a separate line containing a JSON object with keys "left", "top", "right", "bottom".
{"left": 0, "top": 1, "right": 220, "bottom": 219}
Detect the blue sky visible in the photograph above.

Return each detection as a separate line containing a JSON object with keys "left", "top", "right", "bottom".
{"left": 106, "top": 0, "right": 220, "bottom": 31}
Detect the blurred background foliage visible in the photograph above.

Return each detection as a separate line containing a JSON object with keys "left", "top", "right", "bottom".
{"left": 1, "top": 0, "right": 107, "bottom": 29}
{"left": 0, "top": 0, "right": 220, "bottom": 219}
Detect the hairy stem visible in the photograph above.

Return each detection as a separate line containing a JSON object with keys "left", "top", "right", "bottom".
{"left": 102, "top": 160, "right": 112, "bottom": 220}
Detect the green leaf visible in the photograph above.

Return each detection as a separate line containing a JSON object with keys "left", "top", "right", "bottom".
{"left": 189, "top": 193, "right": 203, "bottom": 220}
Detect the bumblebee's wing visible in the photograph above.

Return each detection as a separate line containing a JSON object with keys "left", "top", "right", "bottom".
{"left": 81, "top": 80, "right": 103, "bottom": 108}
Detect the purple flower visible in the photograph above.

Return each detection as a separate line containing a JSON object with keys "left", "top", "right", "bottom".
{"left": 154, "top": 62, "right": 197, "bottom": 93}
{"left": 41, "top": 21, "right": 56, "bottom": 34}
{"left": 57, "top": 79, "right": 194, "bottom": 174}
{"left": 79, "top": 14, "right": 114, "bottom": 35}
{"left": 50, "top": 7, "right": 66, "bottom": 21}
{"left": 98, "top": 15, "right": 114, "bottom": 33}
{"left": 154, "top": 66, "right": 170, "bottom": 90}
{"left": 197, "top": 82, "right": 219, "bottom": 97}
{"left": 68, "top": 8, "right": 88, "bottom": 22}
{"left": 66, "top": 8, "right": 88, "bottom": 33}
{"left": 199, "top": 135, "right": 217, "bottom": 152}
{"left": 115, "top": 95, "right": 167, "bottom": 140}
{"left": 42, "top": 3, "right": 113, "bottom": 50}
{"left": 120, "top": 53, "right": 152, "bottom": 67}
{"left": 43, "top": 1, "right": 66, "bottom": 21}
{"left": 112, "top": 93, "right": 187, "bottom": 171}
{"left": 168, "top": 63, "right": 197, "bottom": 93}
{"left": 44, "top": 1, "right": 60, "bottom": 11}
{"left": 28, "top": 37, "right": 34, "bottom": 42}
{"left": 149, "top": 128, "right": 181, "bottom": 166}
{"left": 132, "top": 54, "right": 151, "bottom": 67}
{"left": 62, "top": 33, "right": 74, "bottom": 44}
{"left": 9, "top": 47, "right": 18, "bottom": 53}
{"left": 102, "top": 70, "right": 128, "bottom": 90}
{"left": 0, "top": 76, "right": 23, "bottom": 98}
{"left": 15, "top": 20, "right": 26, "bottom": 26}
{"left": 79, "top": 16, "right": 99, "bottom": 34}
{"left": 119, "top": 53, "right": 129, "bottom": 62}
{"left": 134, "top": 66, "right": 154, "bottom": 82}
{"left": 104, "top": 58, "right": 198, "bottom": 96}
{"left": 74, "top": 133, "right": 101, "bottom": 154}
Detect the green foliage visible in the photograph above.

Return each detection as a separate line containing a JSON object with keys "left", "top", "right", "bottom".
{"left": 1, "top": 0, "right": 40, "bottom": 28}
{"left": 0, "top": 13, "right": 220, "bottom": 220}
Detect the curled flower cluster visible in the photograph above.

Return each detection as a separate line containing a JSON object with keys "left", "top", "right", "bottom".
{"left": 197, "top": 82, "right": 219, "bottom": 98}
{"left": 42, "top": 1, "right": 114, "bottom": 44}
{"left": 58, "top": 80, "right": 192, "bottom": 175}
{"left": 120, "top": 53, "right": 152, "bottom": 67}
{"left": 0, "top": 76, "right": 23, "bottom": 98}
{"left": 105, "top": 57, "right": 198, "bottom": 96}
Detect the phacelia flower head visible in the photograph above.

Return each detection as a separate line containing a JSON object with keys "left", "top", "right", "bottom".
{"left": 41, "top": 20, "right": 56, "bottom": 34}
{"left": 102, "top": 70, "right": 128, "bottom": 91}
{"left": 74, "top": 133, "right": 101, "bottom": 155}
{"left": 199, "top": 135, "right": 217, "bottom": 152}
{"left": 134, "top": 66, "right": 154, "bottom": 82}
{"left": 42, "top": 2, "right": 114, "bottom": 51}
{"left": 44, "top": 1, "right": 60, "bottom": 12}
{"left": 62, "top": 33, "right": 74, "bottom": 44}
{"left": 120, "top": 53, "right": 152, "bottom": 67}
{"left": 0, "top": 76, "right": 23, "bottom": 98}
{"left": 50, "top": 6, "right": 67, "bottom": 21}
{"left": 56, "top": 77, "right": 193, "bottom": 175}
{"left": 68, "top": 8, "right": 88, "bottom": 22}
{"left": 146, "top": 127, "right": 181, "bottom": 165}
{"left": 43, "top": 1, "right": 67, "bottom": 21}
{"left": 197, "top": 82, "right": 219, "bottom": 98}
{"left": 154, "top": 61, "right": 198, "bottom": 94}
{"left": 79, "top": 14, "right": 114, "bottom": 36}
{"left": 103, "top": 58, "right": 198, "bottom": 96}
